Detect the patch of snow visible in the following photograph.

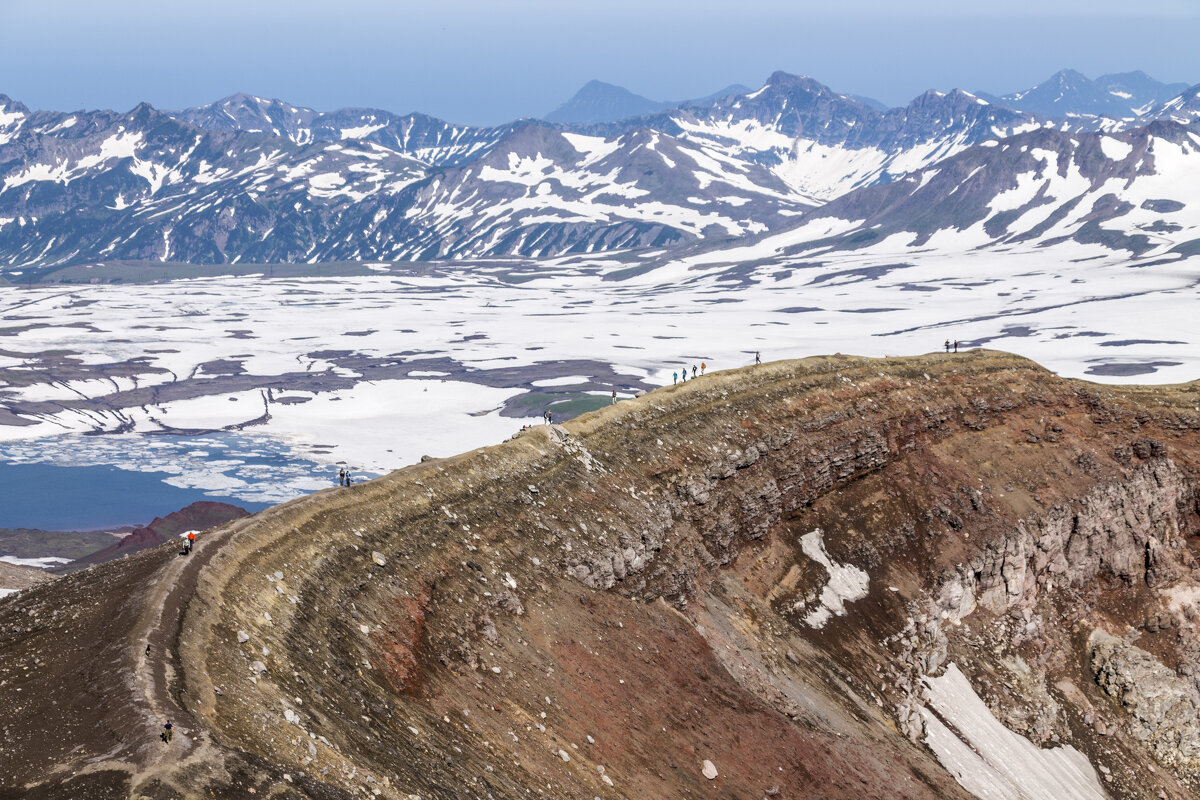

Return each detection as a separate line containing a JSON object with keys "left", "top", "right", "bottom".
{"left": 921, "top": 663, "right": 1107, "bottom": 800}
{"left": 1099, "top": 137, "right": 1133, "bottom": 162}
{"left": 308, "top": 173, "right": 346, "bottom": 190}
{"left": 799, "top": 528, "right": 869, "bottom": 628}
{"left": 0, "top": 555, "right": 71, "bottom": 569}
{"left": 340, "top": 123, "right": 387, "bottom": 140}
{"left": 531, "top": 375, "right": 590, "bottom": 387}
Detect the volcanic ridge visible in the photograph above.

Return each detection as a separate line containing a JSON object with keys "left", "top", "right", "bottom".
{"left": 3, "top": 351, "right": 1200, "bottom": 799}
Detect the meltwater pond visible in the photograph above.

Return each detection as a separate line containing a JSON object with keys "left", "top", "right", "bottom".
{"left": 0, "top": 431, "right": 371, "bottom": 531}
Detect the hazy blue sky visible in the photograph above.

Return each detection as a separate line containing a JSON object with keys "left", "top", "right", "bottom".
{"left": 3, "top": 0, "right": 1199, "bottom": 124}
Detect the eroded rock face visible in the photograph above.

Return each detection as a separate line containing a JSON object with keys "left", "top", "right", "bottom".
{"left": 854, "top": 458, "right": 1200, "bottom": 764}
{"left": 1090, "top": 630, "right": 1200, "bottom": 775}
{"left": 932, "top": 458, "right": 1196, "bottom": 626}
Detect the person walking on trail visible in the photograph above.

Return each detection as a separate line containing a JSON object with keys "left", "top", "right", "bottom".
{"left": 953, "top": 340, "right": 959, "bottom": 353}
{"left": 162, "top": 721, "right": 173, "bottom": 743}
{"left": 944, "top": 339, "right": 951, "bottom": 353}
{"left": 186, "top": 531, "right": 196, "bottom": 555}
{"left": 691, "top": 365, "right": 698, "bottom": 379}
{"left": 755, "top": 351, "right": 761, "bottom": 365}
{"left": 673, "top": 371, "right": 678, "bottom": 385}
{"left": 338, "top": 468, "right": 345, "bottom": 486}
{"left": 611, "top": 389, "right": 617, "bottom": 405}
{"left": 547, "top": 409, "right": 553, "bottom": 425}
{"left": 701, "top": 362, "right": 706, "bottom": 375}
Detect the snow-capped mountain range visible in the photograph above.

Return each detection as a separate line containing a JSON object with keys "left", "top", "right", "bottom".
{"left": 1, "top": 68, "right": 1198, "bottom": 269}
{"left": 976, "top": 69, "right": 1190, "bottom": 121}
{"left": 652, "top": 118, "right": 1200, "bottom": 271}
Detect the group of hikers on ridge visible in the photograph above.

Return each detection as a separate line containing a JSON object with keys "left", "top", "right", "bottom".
{"left": 672, "top": 361, "right": 708, "bottom": 385}
{"left": 519, "top": 352, "right": 766, "bottom": 435}
{"left": 336, "top": 467, "right": 355, "bottom": 487}
{"left": 670, "top": 351, "right": 761, "bottom": 385}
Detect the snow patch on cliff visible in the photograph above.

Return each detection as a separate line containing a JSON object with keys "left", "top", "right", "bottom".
{"left": 799, "top": 528, "right": 869, "bottom": 628}
{"left": 922, "top": 663, "right": 1108, "bottom": 800}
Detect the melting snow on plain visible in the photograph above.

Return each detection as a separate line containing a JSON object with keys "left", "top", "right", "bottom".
{"left": 1, "top": 228, "right": 1198, "bottom": 507}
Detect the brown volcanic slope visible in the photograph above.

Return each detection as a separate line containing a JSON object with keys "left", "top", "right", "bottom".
{"left": 67, "top": 501, "right": 249, "bottom": 569}
{"left": 3, "top": 351, "right": 1200, "bottom": 799}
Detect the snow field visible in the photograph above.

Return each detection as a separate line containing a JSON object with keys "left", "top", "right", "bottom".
{"left": 2, "top": 231, "right": 1198, "bottom": 505}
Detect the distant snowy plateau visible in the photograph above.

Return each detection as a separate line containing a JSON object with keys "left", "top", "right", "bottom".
{"left": 1, "top": 69, "right": 1200, "bottom": 508}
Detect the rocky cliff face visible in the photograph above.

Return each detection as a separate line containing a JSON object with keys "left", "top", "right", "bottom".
{"left": 2, "top": 351, "right": 1200, "bottom": 799}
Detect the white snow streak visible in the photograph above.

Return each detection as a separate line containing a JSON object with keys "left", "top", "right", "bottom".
{"left": 799, "top": 528, "right": 869, "bottom": 628}
{"left": 921, "top": 664, "right": 1108, "bottom": 800}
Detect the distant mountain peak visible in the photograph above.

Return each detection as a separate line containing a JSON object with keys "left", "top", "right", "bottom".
{"left": 544, "top": 81, "right": 666, "bottom": 125}
{"left": 1047, "top": 67, "right": 1090, "bottom": 83}
{"left": 762, "top": 71, "right": 829, "bottom": 92}
{"left": 1098, "top": 69, "right": 1154, "bottom": 83}
{"left": 577, "top": 79, "right": 626, "bottom": 94}
{"left": 544, "top": 79, "right": 755, "bottom": 125}
{"left": 0, "top": 93, "right": 29, "bottom": 112}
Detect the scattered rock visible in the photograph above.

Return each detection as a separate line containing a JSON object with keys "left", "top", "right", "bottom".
{"left": 702, "top": 759, "right": 718, "bottom": 780}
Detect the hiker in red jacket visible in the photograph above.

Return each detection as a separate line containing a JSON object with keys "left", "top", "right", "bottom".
{"left": 186, "top": 531, "right": 196, "bottom": 555}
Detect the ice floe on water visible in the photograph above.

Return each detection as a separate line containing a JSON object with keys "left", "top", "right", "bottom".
{"left": 0, "top": 379, "right": 543, "bottom": 523}
{"left": 921, "top": 664, "right": 1108, "bottom": 800}
{"left": 0, "top": 431, "right": 329, "bottom": 507}
{"left": 531, "top": 375, "right": 592, "bottom": 387}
